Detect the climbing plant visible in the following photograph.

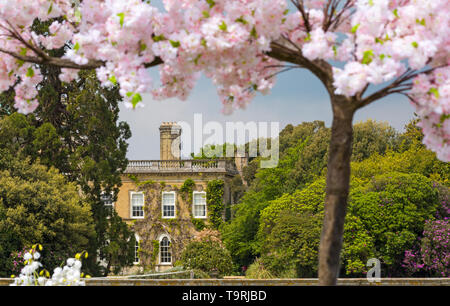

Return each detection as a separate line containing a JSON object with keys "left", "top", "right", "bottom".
{"left": 207, "top": 180, "right": 225, "bottom": 230}
{"left": 180, "top": 178, "right": 205, "bottom": 231}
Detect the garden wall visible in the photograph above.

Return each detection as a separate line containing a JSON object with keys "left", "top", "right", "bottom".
{"left": 0, "top": 278, "right": 448, "bottom": 286}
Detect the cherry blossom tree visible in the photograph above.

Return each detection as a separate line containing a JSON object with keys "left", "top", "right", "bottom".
{"left": 0, "top": 0, "right": 448, "bottom": 285}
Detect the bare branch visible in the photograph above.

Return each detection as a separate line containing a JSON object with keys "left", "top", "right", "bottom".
{"left": 0, "top": 47, "right": 105, "bottom": 69}
{"left": 291, "top": 0, "right": 312, "bottom": 33}
{"left": 266, "top": 39, "right": 334, "bottom": 94}
{"left": 0, "top": 19, "right": 163, "bottom": 70}
{"left": 325, "top": 0, "right": 356, "bottom": 32}
{"left": 0, "top": 45, "right": 162, "bottom": 70}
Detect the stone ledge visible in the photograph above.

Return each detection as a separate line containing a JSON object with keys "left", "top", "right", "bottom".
{"left": 1, "top": 278, "right": 448, "bottom": 286}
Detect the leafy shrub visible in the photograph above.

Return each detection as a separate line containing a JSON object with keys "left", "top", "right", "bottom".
{"left": 180, "top": 230, "right": 233, "bottom": 278}
{"left": 348, "top": 172, "right": 439, "bottom": 275}
{"left": 0, "top": 155, "right": 95, "bottom": 276}
{"left": 402, "top": 197, "right": 450, "bottom": 277}
{"left": 245, "top": 258, "right": 275, "bottom": 279}
{"left": 261, "top": 211, "right": 322, "bottom": 278}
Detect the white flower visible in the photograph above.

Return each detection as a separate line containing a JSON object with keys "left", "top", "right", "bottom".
{"left": 37, "top": 277, "right": 46, "bottom": 286}
{"left": 33, "top": 252, "right": 40, "bottom": 260}
{"left": 66, "top": 258, "right": 75, "bottom": 266}
{"left": 23, "top": 253, "right": 32, "bottom": 261}
{"left": 30, "top": 261, "right": 41, "bottom": 272}
{"left": 10, "top": 251, "right": 86, "bottom": 286}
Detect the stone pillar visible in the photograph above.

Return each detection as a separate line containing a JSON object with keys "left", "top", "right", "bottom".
{"left": 159, "top": 122, "right": 182, "bottom": 160}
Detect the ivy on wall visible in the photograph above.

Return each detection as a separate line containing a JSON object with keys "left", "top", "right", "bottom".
{"left": 180, "top": 178, "right": 195, "bottom": 203}
{"left": 128, "top": 176, "right": 226, "bottom": 271}
{"left": 181, "top": 178, "right": 205, "bottom": 231}
{"left": 131, "top": 178, "right": 195, "bottom": 271}
{"left": 207, "top": 180, "right": 225, "bottom": 230}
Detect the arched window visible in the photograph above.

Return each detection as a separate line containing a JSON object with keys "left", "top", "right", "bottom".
{"left": 159, "top": 236, "right": 172, "bottom": 264}
{"left": 100, "top": 191, "right": 114, "bottom": 214}
{"left": 134, "top": 235, "right": 140, "bottom": 264}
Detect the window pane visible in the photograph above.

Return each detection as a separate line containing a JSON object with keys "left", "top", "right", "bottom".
{"left": 101, "top": 192, "right": 114, "bottom": 215}
{"left": 193, "top": 193, "right": 206, "bottom": 217}
{"left": 132, "top": 206, "right": 144, "bottom": 217}
{"left": 163, "top": 193, "right": 174, "bottom": 204}
{"left": 132, "top": 193, "right": 144, "bottom": 205}
{"left": 160, "top": 237, "right": 171, "bottom": 263}
{"left": 163, "top": 205, "right": 174, "bottom": 217}
{"left": 194, "top": 204, "right": 205, "bottom": 217}
{"left": 162, "top": 193, "right": 175, "bottom": 217}
{"left": 132, "top": 193, "right": 144, "bottom": 217}
{"left": 135, "top": 239, "right": 139, "bottom": 263}
{"left": 194, "top": 193, "right": 206, "bottom": 203}
{"left": 101, "top": 193, "right": 113, "bottom": 206}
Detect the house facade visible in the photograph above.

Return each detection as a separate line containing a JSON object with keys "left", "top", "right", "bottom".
{"left": 111, "top": 122, "right": 246, "bottom": 272}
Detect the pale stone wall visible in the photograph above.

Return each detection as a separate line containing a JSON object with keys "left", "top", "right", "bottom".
{"left": 114, "top": 172, "right": 230, "bottom": 271}
{"left": 116, "top": 173, "right": 223, "bottom": 222}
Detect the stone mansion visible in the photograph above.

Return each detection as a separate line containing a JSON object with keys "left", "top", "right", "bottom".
{"left": 107, "top": 122, "right": 247, "bottom": 272}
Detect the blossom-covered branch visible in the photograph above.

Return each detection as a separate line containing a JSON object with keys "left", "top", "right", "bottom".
{"left": 0, "top": 0, "right": 448, "bottom": 157}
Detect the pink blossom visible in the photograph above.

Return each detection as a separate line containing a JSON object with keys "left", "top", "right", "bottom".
{"left": 0, "top": 0, "right": 447, "bottom": 161}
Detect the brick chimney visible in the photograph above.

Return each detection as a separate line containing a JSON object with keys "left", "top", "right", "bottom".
{"left": 159, "top": 122, "right": 182, "bottom": 160}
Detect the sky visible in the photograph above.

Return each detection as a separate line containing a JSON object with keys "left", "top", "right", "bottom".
{"left": 119, "top": 68, "right": 415, "bottom": 160}
{"left": 118, "top": 1, "right": 416, "bottom": 161}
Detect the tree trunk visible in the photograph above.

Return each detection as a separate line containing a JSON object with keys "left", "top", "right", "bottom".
{"left": 318, "top": 96, "right": 355, "bottom": 285}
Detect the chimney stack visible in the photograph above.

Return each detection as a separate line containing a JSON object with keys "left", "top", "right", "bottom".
{"left": 234, "top": 151, "right": 249, "bottom": 185}
{"left": 159, "top": 122, "right": 182, "bottom": 160}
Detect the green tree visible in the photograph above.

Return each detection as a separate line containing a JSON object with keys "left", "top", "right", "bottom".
{"left": 180, "top": 230, "right": 233, "bottom": 278}
{"left": 257, "top": 179, "right": 325, "bottom": 277}
{"left": 0, "top": 71, "right": 133, "bottom": 276}
{"left": 222, "top": 122, "right": 329, "bottom": 270}
{"left": 261, "top": 211, "right": 322, "bottom": 278}
{"left": 0, "top": 20, "right": 135, "bottom": 276}
{"left": 351, "top": 120, "right": 401, "bottom": 162}
{"left": 223, "top": 119, "right": 449, "bottom": 273}
{"left": 0, "top": 74, "right": 134, "bottom": 275}
{"left": 222, "top": 120, "right": 400, "bottom": 270}
{"left": 102, "top": 212, "right": 136, "bottom": 275}
{"left": 0, "top": 153, "right": 95, "bottom": 276}
{"left": 256, "top": 172, "right": 440, "bottom": 277}
{"left": 341, "top": 215, "right": 376, "bottom": 276}
{"left": 351, "top": 146, "right": 449, "bottom": 186}
{"left": 348, "top": 172, "right": 440, "bottom": 276}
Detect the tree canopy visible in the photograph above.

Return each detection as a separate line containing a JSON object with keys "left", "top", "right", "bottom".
{"left": 0, "top": 152, "right": 95, "bottom": 276}
{"left": 0, "top": 62, "right": 134, "bottom": 276}
{"left": 222, "top": 119, "right": 449, "bottom": 276}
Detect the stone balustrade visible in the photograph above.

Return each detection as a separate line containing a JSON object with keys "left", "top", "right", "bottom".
{"left": 125, "top": 159, "right": 238, "bottom": 174}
